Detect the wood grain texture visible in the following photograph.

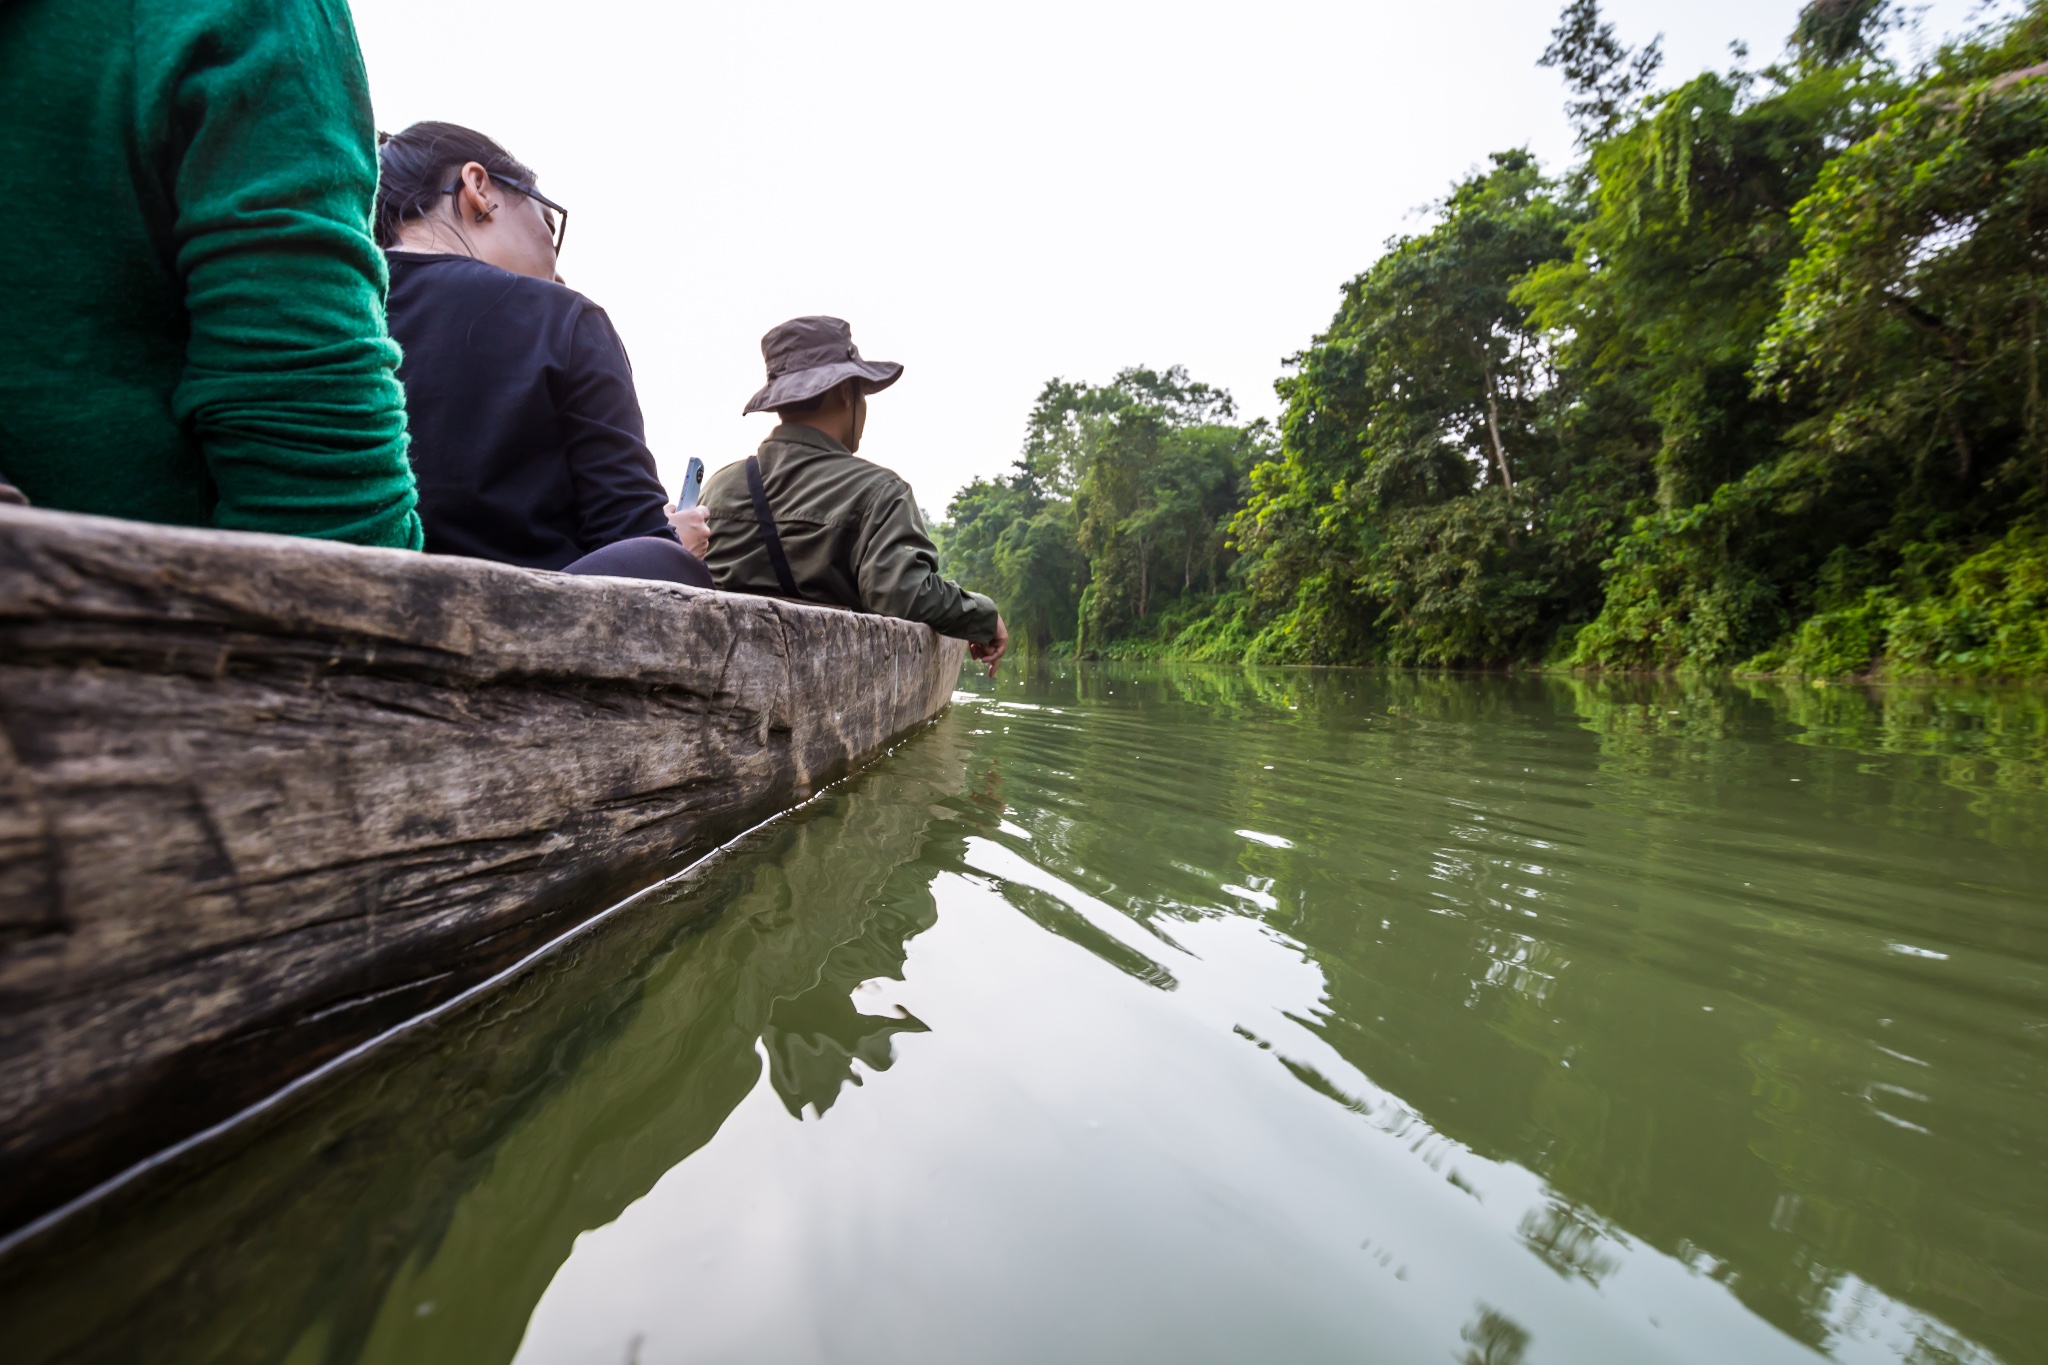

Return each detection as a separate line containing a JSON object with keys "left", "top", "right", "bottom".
{"left": 0, "top": 505, "right": 966, "bottom": 1231}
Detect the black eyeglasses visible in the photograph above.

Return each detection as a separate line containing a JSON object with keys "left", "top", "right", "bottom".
{"left": 443, "top": 175, "right": 568, "bottom": 256}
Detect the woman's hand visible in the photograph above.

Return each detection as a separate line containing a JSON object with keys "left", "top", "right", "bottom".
{"left": 969, "top": 614, "right": 1010, "bottom": 677}
{"left": 665, "top": 503, "right": 710, "bottom": 557}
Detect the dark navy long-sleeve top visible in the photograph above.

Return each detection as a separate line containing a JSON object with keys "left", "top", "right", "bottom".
{"left": 384, "top": 251, "right": 675, "bottom": 569}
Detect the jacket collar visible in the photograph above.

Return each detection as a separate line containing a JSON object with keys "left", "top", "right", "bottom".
{"left": 767, "top": 422, "right": 851, "bottom": 456}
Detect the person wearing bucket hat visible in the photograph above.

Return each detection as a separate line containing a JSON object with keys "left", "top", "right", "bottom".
{"left": 739, "top": 315, "right": 906, "bottom": 418}
{"left": 703, "top": 317, "right": 1010, "bottom": 673}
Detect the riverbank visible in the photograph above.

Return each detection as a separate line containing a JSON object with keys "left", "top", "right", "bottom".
{"left": 1028, "top": 626, "right": 2048, "bottom": 690}
{"left": 936, "top": 6, "right": 2048, "bottom": 682}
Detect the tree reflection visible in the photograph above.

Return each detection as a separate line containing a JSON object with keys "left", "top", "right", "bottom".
{"left": 1515, "top": 1201, "right": 1620, "bottom": 1287}
{"left": 967, "top": 663, "right": 2046, "bottom": 1361}
{"left": 1459, "top": 1303, "right": 1532, "bottom": 1365}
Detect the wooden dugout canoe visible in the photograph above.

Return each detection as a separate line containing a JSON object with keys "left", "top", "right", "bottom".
{"left": 0, "top": 504, "right": 967, "bottom": 1235}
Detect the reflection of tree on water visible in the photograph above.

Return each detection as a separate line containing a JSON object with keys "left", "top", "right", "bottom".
{"left": 0, "top": 727, "right": 984, "bottom": 1365}
{"left": 1561, "top": 675, "right": 2048, "bottom": 807}
{"left": 970, "top": 665, "right": 2046, "bottom": 1363}
{"left": 999, "top": 880, "right": 1178, "bottom": 989}
{"left": 1515, "top": 1201, "right": 1620, "bottom": 1287}
{"left": 1459, "top": 1304, "right": 1531, "bottom": 1365}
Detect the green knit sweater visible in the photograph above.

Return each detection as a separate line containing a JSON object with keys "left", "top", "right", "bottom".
{"left": 0, "top": 0, "right": 422, "bottom": 548}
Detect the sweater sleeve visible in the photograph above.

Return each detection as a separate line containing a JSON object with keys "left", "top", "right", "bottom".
{"left": 557, "top": 306, "right": 675, "bottom": 552}
{"left": 855, "top": 484, "right": 1002, "bottom": 641}
{"left": 151, "top": 0, "right": 423, "bottom": 549}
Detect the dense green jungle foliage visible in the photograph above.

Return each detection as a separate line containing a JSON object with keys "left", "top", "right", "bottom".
{"left": 938, "top": 367, "right": 1272, "bottom": 657}
{"left": 935, "top": 0, "right": 2048, "bottom": 679}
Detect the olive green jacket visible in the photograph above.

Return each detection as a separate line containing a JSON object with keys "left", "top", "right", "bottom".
{"left": 703, "top": 425, "right": 999, "bottom": 643}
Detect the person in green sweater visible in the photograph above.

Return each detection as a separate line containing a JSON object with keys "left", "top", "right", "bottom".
{"left": 0, "top": 0, "right": 423, "bottom": 549}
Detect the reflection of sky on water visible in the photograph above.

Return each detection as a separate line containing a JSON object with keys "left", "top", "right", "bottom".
{"left": 515, "top": 684, "right": 2006, "bottom": 1365}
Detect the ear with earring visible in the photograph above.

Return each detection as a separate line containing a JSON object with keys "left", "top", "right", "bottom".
{"left": 474, "top": 202, "right": 496, "bottom": 223}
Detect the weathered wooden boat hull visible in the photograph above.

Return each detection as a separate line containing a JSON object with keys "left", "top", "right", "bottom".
{"left": 0, "top": 506, "right": 966, "bottom": 1233}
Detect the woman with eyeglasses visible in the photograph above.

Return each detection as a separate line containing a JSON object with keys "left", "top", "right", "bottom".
{"left": 375, "top": 122, "right": 709, "bottom": 584}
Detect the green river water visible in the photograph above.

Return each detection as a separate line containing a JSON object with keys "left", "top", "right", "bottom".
{"left": 4, "top": 667, "right": 2045, "bottom": 1364}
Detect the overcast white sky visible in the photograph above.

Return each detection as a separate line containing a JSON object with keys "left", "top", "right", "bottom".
{"left": 349, "top": 0, "right": 2001, "bottom": 514}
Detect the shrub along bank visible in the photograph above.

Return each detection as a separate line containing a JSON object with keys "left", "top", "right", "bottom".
{"left": 936, "top": 1, "right": 2048, "bottom": 681}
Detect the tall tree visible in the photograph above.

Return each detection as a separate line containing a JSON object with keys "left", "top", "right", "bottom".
{"left": 1539, "top": 0, "right": 1665, "bottom": 148}
{"left": 938, "top": 367, "right": 1260, "bottom": 654}
{"left": 1065, "top": 368, "right": 1258, "bottom": 646}
{"left": 1793, "top": 0, "right": 1892, "bottom": 67}
{"left": 1564, "top": 6, "right": 2048, "bottom": 671}
{"left": 1232, "top": 150, "right": 1614, "bottom": 665}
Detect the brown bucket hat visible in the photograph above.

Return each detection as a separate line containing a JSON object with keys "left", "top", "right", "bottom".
{"left": 742, "top": 316, "right": 904, "bottom": 415}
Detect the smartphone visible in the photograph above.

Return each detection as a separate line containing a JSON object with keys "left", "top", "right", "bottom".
{"left": 676, "top": 456, "right": 705, "bottom": 510}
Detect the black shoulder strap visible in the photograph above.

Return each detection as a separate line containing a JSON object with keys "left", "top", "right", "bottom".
{"left": 745, "top": 455, "right": 802, "bottom": 599}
